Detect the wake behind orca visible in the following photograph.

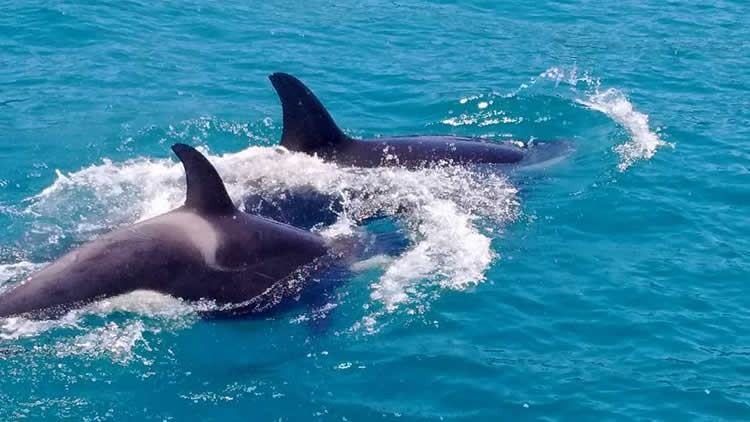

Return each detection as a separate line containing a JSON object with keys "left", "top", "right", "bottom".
{"left": 0, "top": 144, "right": 340, "bottom": 319}
{"left": 269, "top": 72, "right": 573, "bottom": 169}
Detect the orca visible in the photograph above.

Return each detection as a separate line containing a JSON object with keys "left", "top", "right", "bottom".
{"left": 269, "top": 72, "right": 573, "bottom": 169}
{"left": 0, "top": 144, "right": 335, "bottom": 319}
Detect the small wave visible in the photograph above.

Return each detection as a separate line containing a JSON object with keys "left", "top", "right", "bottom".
{"left": 0, "top": 261, "right": 43, "bottom": 287}
{"left": 87, "top": 290, "right": 196, "bottom": 320}
{"left": 0, "top": 262, "right": 45, "bottom": 297}
{"left": 31, "top": 156, "right": 185, "bottom": 224}
{"left": 0, "top": 290, "right": 197, "bottom": 342}
{"left": 0, "top": 312, "right": 80, "bottom": 341}
{"left": 538, "top": 66, "right": 670, "bottom": 171}
{"left": 54, "top": 321, "right": 150, "bottom": 364}
{"left": 371, "top": 200, "right": 494, "bottom": 311}
{"left": 577, "top": 88, "right": 670, "bottom": 171}
{"left": 451, "top": 66, "right": 668, "bottom": 171}
{"left": 0, "top": 290, "right": 203, "bottom": 364}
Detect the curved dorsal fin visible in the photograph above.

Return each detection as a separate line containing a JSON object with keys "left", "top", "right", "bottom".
{"left": 171, "top": 143, "right": 235, "bottom": 215}
{"left": 269, "top": 72, "right": 349, "bottom": 153}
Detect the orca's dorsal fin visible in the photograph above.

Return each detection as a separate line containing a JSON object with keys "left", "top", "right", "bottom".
{"left": 171, "top": 143, "right": 235, "bottom": 215}
{"left": 269, "top": 72, "right": 349, "bottom": 153}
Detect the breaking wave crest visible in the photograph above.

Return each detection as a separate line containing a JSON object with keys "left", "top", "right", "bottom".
{"left": 0, "top": 262, "right": 43, "bottom": 293}
{"left": 0, "top": 291, "right": 196, "bottom": 365}
{"left": 578, "top": 88, "right": 670, "bottom": 171}
{"left": 539, "top": 66, "right": 671, "bottom": 171}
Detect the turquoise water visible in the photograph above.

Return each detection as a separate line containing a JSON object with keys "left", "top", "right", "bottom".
{"left": 1, "top": 1, "right": 749, "bottom": 419}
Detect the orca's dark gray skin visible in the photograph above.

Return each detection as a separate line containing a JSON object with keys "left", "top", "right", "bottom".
{"left": 269, "top": 72, "right": 573, "bottom": 169}
{"left": 242, "top": 185, "right": 343, "bottom": 230}
{"left": 0, "top": 144, "right": 333, "bottom": 319}
{"left": 242, "top": 184, "right": 404, "bottom": 230}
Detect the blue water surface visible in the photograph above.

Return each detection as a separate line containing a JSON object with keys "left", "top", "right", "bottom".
{"left": 1, "top": 1, "right": 749, "bottom": 420}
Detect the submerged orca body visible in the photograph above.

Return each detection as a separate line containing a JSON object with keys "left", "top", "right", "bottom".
{"left": 242, "top": 185, "right": 343, "bottom": 230}
{"left": 269, "top": 72, "right": 573, "bottom": 169}
{"left": 0, "top": 144, "right": 332, "bottom": 319}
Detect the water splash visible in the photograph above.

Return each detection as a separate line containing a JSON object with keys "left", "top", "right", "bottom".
{"left": 0, "top": 261, "right": 43, "bottom": 292}
{"left": 578, "top": 88, "right": 669, "bottom": 171}
{"left": 538, "top": 66, "right": 670, "bottom": 171}
{"left": 54, "top": 321, "right": 151, "bottom": 364}
{"left": 0, "top": 290, "right": 200, "bottom": 366}
{"left": 0, "top": 313, "right": 80, "bottom": 341}
{"left": 0, "top": 290, "right": 196, "bottom": 342}
{"left": 371, "top": 199, "right": 494, "bottom": 311}
{"left": 3, "top": 67, "right": 656, "bottom": 341}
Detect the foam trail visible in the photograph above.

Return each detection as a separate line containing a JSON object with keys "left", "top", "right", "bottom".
{"left": 578, "top": 88, "right": 669, "bottom": 171}
{"left": 535, "top": 66, "right": 668, "bottom": 171}
{"left": 0, "top": 312, "right": 80, "bottom": 340}
{"left": 32, "top": 156, "right": 186, "bottom": 223}
{"left": 0, "top": 290, "right": 197, "bottom": 341}
{"left": 0, "top": 262, "right": 43, "bottom": 288}
{"left": 1, "top": 290, "right": 198, "bottom": 364}
{"left": 55, "top": 321, "right": 150, "bottom": 364}
{"left": 444, "top": 65, "right": 669, "bottom": 171}
{"left": 371, "top": 200, "right": 494, "bottom": 311}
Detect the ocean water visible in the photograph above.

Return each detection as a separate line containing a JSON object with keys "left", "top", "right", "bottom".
{"left": 1, "top": 0, "right": 749, "bottom": 420}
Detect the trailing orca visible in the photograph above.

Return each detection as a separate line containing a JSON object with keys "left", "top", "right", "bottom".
{"left": 269, "top": 72, "right": 573, "bottom": 169}
{"left": 0, "top": 144, "right": 334, "bottom": 319}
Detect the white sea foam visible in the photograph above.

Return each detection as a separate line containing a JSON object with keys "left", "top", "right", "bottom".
{"left": 538, "top": 66, "right": 670, "bottom": 171}
{"left": 0, "top": 68, "right": 668, "bottom": 349}
{"left": 0, "top": 261, "right": 43, "bottom": 289}
{"left": 0, "top": 311, "right": 81, "bottom": 340}
{"left": 87, "top": 290, "right": 195, "bottom": 319}
{"left": 578, "top": 88, "right": 669, "bottom": 171}
{"left": 54, "top": 321, "right": 151, "bottom": 364}
{"left": 371, "top": 199, "right": 494, "bottom": 311}
{"left": 0, "top": 290, "right": 196, "bottom": 342}
{"left": 0, "top": 290, "right": 197, "bottom": 364}
{"left": 350, "top": 254, "right": 393, "bottom": 272}
{"left": 441, "top": 109, "right": 518, "bottom": 128}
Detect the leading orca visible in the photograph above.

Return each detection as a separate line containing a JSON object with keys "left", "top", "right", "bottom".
{"left": 269, "top": 72, "right": 573, "bottom": 169}
{"left": 0, "top": 144, "right": 334, "bottom": 319}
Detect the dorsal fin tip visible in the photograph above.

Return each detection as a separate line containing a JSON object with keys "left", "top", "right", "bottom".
{"left": 171, "top": 143, "right": 235, "bottom": 215}
{"left": 268, "top": 72, "right": 349, "bottom": 153}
